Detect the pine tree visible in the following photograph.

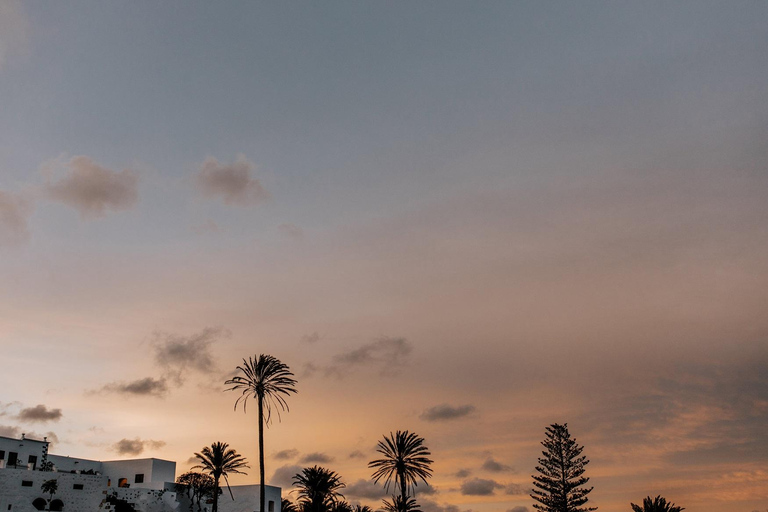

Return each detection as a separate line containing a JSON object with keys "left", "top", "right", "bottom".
{"left": 531, "top": 423, "right": 596, "bottom": 512}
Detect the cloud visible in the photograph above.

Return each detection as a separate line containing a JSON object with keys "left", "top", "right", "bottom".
{"left": 420, "top": 500, "right": 470, "bottom": 512}
{"left": 415, "top": 484, "right": 438, "bottom": 496}
{"left": 348, "top": 450, "right": 366, "bottom": 459}
{"left": 153, "top": 327, "right": 225, "bottom": 384}
{"left": 0, "top": 425, "right": 20, "bottom": 437}
{"left": 191, "top": 220, "right": 222, "bottom": 235}
{"left": 504, "top": 483, "right": 527, "bottom": 496}
{"left": 0, "top": 0, "right": 30, "bottom": 71}
{"left": 300, "top": 452, "right": 334, "bottom": 464}
{"left": 345, "top": 479, "right": 388, "bottom": 500}
{"left": 455, "top": 469, "right": 471, "bottom": 478}
{"left": 42, "top": 431, "right": 59, "bottom": 445}
{"left": 17, "top": 405, "right": 62, "bottom": 423}
{"left": 507, "top": 507, "right": 529, "bottom": 512}
{"left": 420, "top": 404, "right": 475, "bottom": 422}
{"left": 278, "top": 223, "right": 304, "bottom": 238}
{"left": 480, "top": 457, "right": 512, "bottom": 473}
{"left": 0, "top": 427, "right": 57, "bottom": 445}
{"left": 328, "top": 337, "right": 412, "bottom": 377}
{"left": 270, "top": 464, "right": 302, "bottom": 490}
{"left": 195, "top": 154, "right": 269, "bottom": 206}
{"left": 300, "top": 332, "right": 320, "bottom": 344}
{"left": 0, "top": 190, "right": 32, "bottom": 246}
{"left": 44, "top": 156, "right": 138, "bottom": 218}
{"left": 113, "top": 438, "right": 166, "bottom": 456}
{"left": 98, "top": 377, "right": 169, "bottom": 398}
{"left": 302, "top": 362, "right": 318, "bottom": 378}
{"left": 273, "top": 449, "right": 299, "bottom": 461}
{"left": 460, "top": 478, "right": 503, "bottom": 496}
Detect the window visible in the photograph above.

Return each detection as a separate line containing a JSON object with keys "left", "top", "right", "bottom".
{"left": 73, "top": 483, "right": 84, "bottom": 490}
{"left": 134, "top": 473, "right": 144, "bottom": 484}
{"left": 0, "top": 450, "right": 5, "bottom": 459}
{"left": 32, "top": 499, "right": 46, "bottom": 511}
{"left": 8, "top": 452, "right": 17, "bottom": 466}
{"left": 118, "top": 478, "right": 129, "bottom": 488}
{"left": 28, "top": 455, "right": 37, "bottom": 470}
{"left": 269, "top": 501, "right": 275, "bottom": 512}
{"left": 21, "top": 480, "right": 33, "bottom": 487}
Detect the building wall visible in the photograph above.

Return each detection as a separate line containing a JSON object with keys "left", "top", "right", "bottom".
{"left": 0, "top": 467, "right": 107, "bottom": 511}
{"left": 107, "top": 486, "right": 184, "bottom": 512}
{"left": 218, "top": 484, "right": 283, "bottom": 512}
{"left": 0, "top": 436, "right": 48, "bottom": 470}
{"left": 100, "top": 458, "right": 175, "bottom": 490}
{"left": 48, "top": 454, "right": 103, "bottom": 474}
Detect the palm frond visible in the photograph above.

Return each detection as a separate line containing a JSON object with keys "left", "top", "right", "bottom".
{"left": 225, "top": 354, "right": 298, "bottom": 426}
{"left": 368, "top": 431, "right": 433, "bottom": 497}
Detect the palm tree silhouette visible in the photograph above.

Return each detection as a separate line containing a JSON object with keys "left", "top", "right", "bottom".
{"left": 282, "top": 498, "right": 299, "bottom": 512}
{"left": 41, "top": 479, "right": 58, "bottom": 511}
{"left": 293, "top": 465, "right": 346, "bottom": 512}
{"left": 193, "top": 442, "right": 249, "bottom": 512}
{"left": 369, "top": 431, "right": 433, "bottom": 511}
{"left": 630, "top": 496, "right": 684, "bottom": 512}
{"left": 226, "top": 354, "right": 298, "bottom": 512}
{"left": 381, "top": 495, "right": 421, "bottom": 512}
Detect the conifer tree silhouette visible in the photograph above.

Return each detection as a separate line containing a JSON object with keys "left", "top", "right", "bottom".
{"left": 531, "top": 423, "right": 596, "bottom": 512}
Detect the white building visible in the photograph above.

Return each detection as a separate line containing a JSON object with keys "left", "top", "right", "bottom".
{"left": 0, "top": 434, "right": 281, "bottom": 512}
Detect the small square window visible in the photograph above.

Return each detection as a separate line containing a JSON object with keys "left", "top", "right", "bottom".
{"left": 134, "top": 473, "right": 144, "bottom": 484}
{"left": 73, "top": 484, "right": 84, "bottom": 490}
{"left": 21, "top": 480, "right": 33, "bottom": 487}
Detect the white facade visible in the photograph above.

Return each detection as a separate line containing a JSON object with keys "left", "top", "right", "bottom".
{"left": 0, "top": 435, "right": 281, "bottom": 512}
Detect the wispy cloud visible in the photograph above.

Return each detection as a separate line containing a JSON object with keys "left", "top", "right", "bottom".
{"left": 273, "top": 449, "right": 299, "bottom": 461}
{"left": 300, "top": 332, "right": 320, "bottom": 344}
{"left": 195, "top": 154, "right": 269, "bottom": 206}
{"left": 113, "top": 438, "right": 166, "bottom": 456}
{"left": 97, "top": 377, "right": 169, "bottom": 398}
{"left": 300, "top": 452, "right": 334, "bottom": 464}
{"left": 326, "top": 337, "right": 412, "bottom": 377}
{"left": 152, "top": 327, "right": 226, "bottom": 384}
{"left": 0, "top": 425, "right": 20, "bottom": 437}
{"left": 420, "top": 404, "right": 475, "bottom": 422}
{"left": 0, "top": 190, "right": 32, "bottom": 246}
{"left": 480, "top": 457, "right": 512, "bottom": 473}
{"left": 17, "top": 405, "right": 62, "bottom": 423}
{"left": 44, "top": 155, "right": 138, "bottom": 218}
{"left": 278, "top": 223, "right": 304, "bottom": 238}
{"left": 270, "top": 464, "right": 302, "bottom": 489}
{"left": 460, "top": 478, "right": 503, "bottom": 496}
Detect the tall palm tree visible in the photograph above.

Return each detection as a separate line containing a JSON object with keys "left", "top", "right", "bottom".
{"left": 226, "top": 354, "right": 298, "bottom": 512}
{"left": 193, "top": 441, "right": 249, "bottom": 512}
{"left": 630, "top": 496, "right": 684, "bottom": 512}
{"left": 293, "top": 466, "right": 346, "bottom": 512}
{"left": 369, "top": 430, "right": 433, "bottom": 511}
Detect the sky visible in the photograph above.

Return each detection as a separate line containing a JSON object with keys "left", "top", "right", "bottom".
{"left": 1, "top": 1, "right": 767, "bottom": 511}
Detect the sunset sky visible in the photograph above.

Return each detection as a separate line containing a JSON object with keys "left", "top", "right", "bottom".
{"left": 1, "top": 2, "right": 767, "bottom": 511}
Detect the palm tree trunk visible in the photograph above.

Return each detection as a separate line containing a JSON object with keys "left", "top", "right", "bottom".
{"left": 400, "top": 470, "right": 407, "bottom": 512}
{"left": 259, "top": 392, "right": 266, "bottom": 512}
{"left": 213, "top": 475, "right": 220, "bottom": 512}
